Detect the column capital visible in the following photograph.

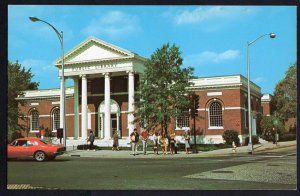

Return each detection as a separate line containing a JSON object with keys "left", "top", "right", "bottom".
{"left": 80, "top": 74, "right": 87, "bottom": 79}
{"left": 126, "top": 70, "right": 135, "bottom": 75}
{"left": 103, "top": 72, "right": 111, "bottom": 77}
{"left": 58, "top": 76, "right": 67, "bottom": 80}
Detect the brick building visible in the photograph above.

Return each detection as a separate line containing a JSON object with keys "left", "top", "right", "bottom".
{"left": 17, "top": 37, "right": 265, "bottom": 146}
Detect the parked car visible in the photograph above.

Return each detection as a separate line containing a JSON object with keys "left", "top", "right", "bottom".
{"left": 7, "top": 137, "right": 66, "bottom": 161}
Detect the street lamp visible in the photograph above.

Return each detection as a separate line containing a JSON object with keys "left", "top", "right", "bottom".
{"left": 247, "top": 32, "right": 276, "bottom": 154}
{"left": 29, "top": 17, "right": 66, "bottom": 148}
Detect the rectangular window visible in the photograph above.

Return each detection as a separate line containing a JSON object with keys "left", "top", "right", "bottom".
{"left": 176, "top": 111, "right": 189, "bottom": 129}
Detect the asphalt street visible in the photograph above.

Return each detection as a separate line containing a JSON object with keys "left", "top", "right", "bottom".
{"left": 6, "top": 145, "right": 296, "bottom": 190}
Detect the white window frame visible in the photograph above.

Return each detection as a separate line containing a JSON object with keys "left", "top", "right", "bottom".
{"left": 30, "top": 110, "right": 39, "bottom": 133}
{"left": 175, "top": 111, "right": 190, "bottom": 130}
{"left": 208, "top": 101, "right": 224, "bottom": 129}
{"left": 52, "top": 108, "right": 60, "bottom": 132}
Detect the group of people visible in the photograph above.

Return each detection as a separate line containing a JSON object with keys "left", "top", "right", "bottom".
{"left": 86, "top": 128, "right": 192, "bottom": 156}
{"left": 130, "top": 128, "right": 192, "bottom": 156}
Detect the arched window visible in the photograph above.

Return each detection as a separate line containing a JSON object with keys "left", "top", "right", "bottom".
{"left": 52, "top": 108, "right": 60, "bottom": 131}
{"left": 209, "top": 101, "right": 223, "bottom": 128}
{"left": 31, "top": 110, "right": 39, "bottom": 132}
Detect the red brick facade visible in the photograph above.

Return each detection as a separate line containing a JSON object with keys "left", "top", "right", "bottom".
{"left": 18, "top": 75, "right": 263, "bottom": 144}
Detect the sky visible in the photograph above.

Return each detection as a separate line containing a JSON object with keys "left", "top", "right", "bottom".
{"left": 8, "top": 5, "right": 296, "bottom": 94}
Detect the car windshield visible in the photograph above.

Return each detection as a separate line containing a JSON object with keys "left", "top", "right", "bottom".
{"left": 40, "top": 139, "right": 52, "bottom": 144}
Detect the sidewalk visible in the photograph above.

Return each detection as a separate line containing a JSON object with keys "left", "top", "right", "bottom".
{"left": 62, "top": 140, "right": 296, "bottom": 159}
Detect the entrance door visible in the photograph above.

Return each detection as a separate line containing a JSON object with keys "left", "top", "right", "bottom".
{"left": 111, "top": 114, "right": 117, "bottom": 136}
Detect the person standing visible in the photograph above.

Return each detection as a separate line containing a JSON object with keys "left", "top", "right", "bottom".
{"left": 159, "top": 133, "right": 168, "bottom": 155}
{"left": 87, "top": 130, "right": 95, "bottom": 151}
{"left": 183, "top": 130, "right": 191, "bottom": 154}
{"left": 169, "top": 132, "right": 176, "bottom": 155}
{"left": 141, "top": 129, "right": 149, "bottom": 155}
{"left": 130, "top": 128, "right": 139, "bottom": 156}
{"left": 112, "top": 131, "right": 120, "bottom": 151}
{"left": 152, "top": 132, "right": 159, "bottom": 155}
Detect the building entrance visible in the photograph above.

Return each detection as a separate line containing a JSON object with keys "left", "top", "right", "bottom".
{"left": 98, "top": 99, "right": 120, "bottom": 139}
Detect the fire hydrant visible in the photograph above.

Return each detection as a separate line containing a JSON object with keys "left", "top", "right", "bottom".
{"left": 232, "top": 141, "right": 236, "bottom": 153}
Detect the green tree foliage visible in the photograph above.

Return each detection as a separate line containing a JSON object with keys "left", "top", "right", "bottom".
{"left": 272, "top": 63, "right": 297, "bottom": 121}
{"left": 260, "top": 113, "right": 285, "bottom": 135}
{"left": 8, "top": 61, "right": 39, "bottom": 142}
{"left": 135, "top": 43, "right": 194, "bottom": 134}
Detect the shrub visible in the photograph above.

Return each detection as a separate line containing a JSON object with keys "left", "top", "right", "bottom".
{"left": 279, "top": 133, "right": 296, "bottom": 141}
{"left": 245, "top": 135, "right": 259, "bottom": 145}
{"left": 222, "top": 130, "right": 240, "bottom": 146}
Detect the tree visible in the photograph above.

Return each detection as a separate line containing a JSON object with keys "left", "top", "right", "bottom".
{"left": 260, "top": 114, "right": 285, "bottom": 136}
{"left": 135, "top": 43, "right": 194, "bottom": 134}
{"left": 8, "top": 61, "right": 39, "bottom": 142}
{"left": 272, "top": 63, "right": 296, "bottom": 121}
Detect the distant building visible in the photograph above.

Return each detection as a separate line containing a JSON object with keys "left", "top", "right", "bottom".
{"left": 261, "top": 94, "right": 273, "bottom": 116}
{"left": 17, "top": 37, "right": 269, "bottom": 145}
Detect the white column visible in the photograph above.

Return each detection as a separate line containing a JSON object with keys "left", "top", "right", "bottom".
{"left": 127, "top": 71, "right": 135, "bottom": 137}
{"left": 59, "top": 76, "right": 64, "bottom": 128}
{"left": 104, "top": 73, "right": 111, "bottom": 139}
{"left": 81, "top": 74, "right": 88, "bottom": 139}
{"left": 73, "top": 77, "right": 79, "bottom": 139}
{"left": 100, "top": 113, "right": 104, "bottom": 139}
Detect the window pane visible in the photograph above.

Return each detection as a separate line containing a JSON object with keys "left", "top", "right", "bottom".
{"left": 176, "top": 111, "right": 189, "bottom": 128}
{"left": 53, "top": 109, "right": 60, "bottom": 130}
{"left": 31, "top": 110, "right": 39, "bottom": 131}
{"left": 209, "top": 102, "right": 223, "bottom": 127}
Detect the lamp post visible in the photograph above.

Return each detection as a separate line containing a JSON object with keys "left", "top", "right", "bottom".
{"left": 247, "top": 32, "right": 276, "bottom": 154}
{"left": 29, "top": 17, "right": 66, "bottom": 148}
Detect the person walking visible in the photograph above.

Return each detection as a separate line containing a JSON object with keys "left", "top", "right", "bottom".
{"left": 112, "top": 131, "right": 120, "bottom": 151}
{"left": 141, "top": 129, "right": 149, "bottom": 155}
{"left": 152, "top": 132, "right": 159, "bottom": 155}
{"left": 87, "top": 130, "right": 95, "bottom": 151}
{"left": 183, "top": 130, "right": 191, "bottom": 154}
{"left": 130, "top": 128, "right": 139, "bottom": 156}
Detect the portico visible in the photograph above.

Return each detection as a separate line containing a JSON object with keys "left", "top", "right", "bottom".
{"left": 55, "top": 37, "right": 146, "bottom": 140}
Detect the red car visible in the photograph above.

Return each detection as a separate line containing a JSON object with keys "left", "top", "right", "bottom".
{"left": 7, "top": 137, "right": 66, "bottom": 161}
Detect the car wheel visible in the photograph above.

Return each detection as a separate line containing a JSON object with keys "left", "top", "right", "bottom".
{"left": 34, "top": 151, "right": 46, "bottom": 162}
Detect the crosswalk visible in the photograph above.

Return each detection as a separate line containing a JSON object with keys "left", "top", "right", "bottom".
{"left": 7, "top": 184, "right": 40, "bottom": 189}
{"left": 7, "top": 184, "right": 59, "bottom": 190}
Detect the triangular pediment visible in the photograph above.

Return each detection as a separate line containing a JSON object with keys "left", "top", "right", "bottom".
{"left": 55, "top": 37, "right": 135, "bottom": 65}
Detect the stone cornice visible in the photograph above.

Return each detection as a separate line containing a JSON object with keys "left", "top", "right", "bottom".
{"left": 189, "top": 75, "right": 261, "bottom": 96}
{"left": 16, "top": 87, "right": 74, "bottom": 100}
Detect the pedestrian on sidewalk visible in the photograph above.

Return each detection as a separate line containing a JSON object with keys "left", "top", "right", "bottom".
{"left": 169, "top": 132, "right": 176, "bottom": 155}
{"left": 130, "top": 128, "right": 139, "bottom": 156}
{"left": 273, "top": 127, "right": 279, "bottom": 146}
{"left": 183, "top": 130, "right": 191, "bottom": 154}
{"left": 112, "top": 131, "right": 120, "bottom": 151}
{"left": 159, "top": 133, "right": 168, "bottom": 155}
{"left": 141, "top": 128, "right": 149, "bottom": 155}
{"left": 152, "top": 132, "right": 159, "bottom": 155}
{"left": 87, "top": 130, "right": 95, "bottom": 151}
